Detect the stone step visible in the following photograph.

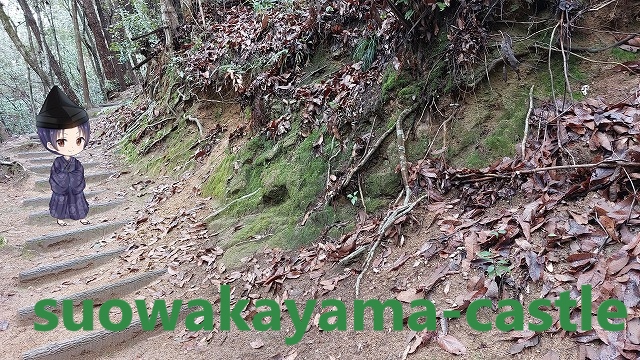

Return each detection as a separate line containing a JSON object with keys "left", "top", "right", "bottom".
{"left": 19, "top": 247, "right": 127, "bottom": 282}
{"left": 18, "top": 268, "right": 166, "bottom": 319}
{"left": 22, "top": 301, "right": 187, "bottom": 360}
{"left": 34, "top": 172, "right": 114, "bottom": 190}
{"left": 15, "top": 151, "right": 55, "bottom": 159}
{"left": 28, "top": 157, "right": 59, "bottom": 165}
{"left": 27, "top": 200, "right": 124, "bottom": 225}
{"left": 22, "top": 190, "right": 104, "bottom": 208}
{"left": 25, "top": 220, "right": 127, "bottom": 250}
{"left": 28, "top": 162, "right": 98, "bottom": 175}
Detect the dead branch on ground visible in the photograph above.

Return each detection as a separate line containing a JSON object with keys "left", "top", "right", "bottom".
{"left": 521, "top": 85, "right": 534, "bottom": 158}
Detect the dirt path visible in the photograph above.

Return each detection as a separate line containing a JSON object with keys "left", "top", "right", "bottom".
{"left": 0, "top": 121, "right": 581, "bottom": 360}
{"left": 0, "top": 118, "right": 173, "bottom": 359}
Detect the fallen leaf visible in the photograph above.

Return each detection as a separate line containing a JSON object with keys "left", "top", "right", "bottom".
{"left": 396, "top": 288, "right": 423, "bottom": 303}
{"left": 509, "top": 335, "right": 540, "bottom": 354}
{"left": 437, "top": 334, "right": 467, "bottom": 355}
{"left": 250, "top": 338, "right": 264, "bottom": 349}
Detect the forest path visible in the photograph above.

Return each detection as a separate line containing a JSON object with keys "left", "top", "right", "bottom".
{"left": 0, "top": 112, "right": 178, "bottom": 359}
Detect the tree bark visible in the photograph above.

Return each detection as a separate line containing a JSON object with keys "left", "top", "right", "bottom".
{"left": 45, "top": 2, "right": 64, "bottom": 72}
{"left": 161, "top": 0, "right": 182, "bottom": 49}
{"left": 73, "top": 0, "right": 92, "bottom": 107}
{"left": 17, "top": 0, "right": 80, "bottom": 103}
{"left": 0, "top": 3, "right": 52, "bottom": 90}
{"left": 78, "top": 0, "right": 126, "bottom": 90}
{"left": 78, "top": 8, "right": 106, "bottom": 96}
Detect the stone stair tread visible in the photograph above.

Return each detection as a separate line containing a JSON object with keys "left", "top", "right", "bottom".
{"left": 27, "top": 162, "right": 98, "bottom": 175}
{"left": 34, "top": 172, "right": 115, "bottom": 190}
{"left": 27, "top": 200, "right": 125, "bottom": 225}
{"left": 19, "top": 247, "right": 128, "bottom": 282}
{"left": 25, "top": 220, "right": 128, "bottom": 250}
{"left": 18, "top": 268, "right": 167, "bottom": 318}
{"left": 22, "top": 190, "right": 105, "bottom": 208}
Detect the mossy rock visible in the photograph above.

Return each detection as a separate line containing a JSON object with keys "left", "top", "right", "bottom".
{"left": 226, "top": 173, "right": 247, "bottom": 197}
{"left": 262, "top": 184, "right": 289, "bottom": 205}
{"left": 364, "top": 171, "right": 402, "bottom": 198}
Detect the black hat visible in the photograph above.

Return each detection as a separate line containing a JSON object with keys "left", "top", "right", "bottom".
{"left": 36, "top": 86, "right": 88, "bottom": 129}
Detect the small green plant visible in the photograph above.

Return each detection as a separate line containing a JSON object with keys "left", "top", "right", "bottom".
{"left": 347, "top": 191, "right": 359, "bottom": 205}
{"left": 253, "top": 0, "right": 276, "bottom": 13}
{"left": 353, "top": 36, "right": 377, "bottom": 70}
{"left": 611, "top": 47, "right": 639, "bottom": 62}
{"left": 477, "top": 249, "right": 510, "bottom": 278}
{"left": 0, "top": 236, "right": 6, "bottom": 247}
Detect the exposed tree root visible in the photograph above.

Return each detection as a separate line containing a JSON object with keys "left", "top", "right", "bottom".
{"left": 301, "top": 104, "right": 420, "bottom": 226}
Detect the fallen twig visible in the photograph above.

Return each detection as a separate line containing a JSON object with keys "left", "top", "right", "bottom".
{"left": 452, "top": 159, "right": 640, "bottom": 185}
{"left": 521, "top": 85, "right": 534, "bottom": 158}
{"left": 569, "top": 32, "right": 639, "bottom": 53}
{"left": 396, "top": 108, "right": 411, "bottom": 206}
{"left": 202, "top": 188, "right": 261, "bottom": 222}
{"left": 337, "top": 244, "right": 367, "bottom": 266}
{"left": 354, "top": 194, "right": 428, "bottom": 297}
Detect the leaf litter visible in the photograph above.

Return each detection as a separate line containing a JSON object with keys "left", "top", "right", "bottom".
{"left": 101, "top": 6, "right": 640, "bottom": 354}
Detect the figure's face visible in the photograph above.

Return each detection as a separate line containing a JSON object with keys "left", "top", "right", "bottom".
{"left": 46, "top": 126, "right": 86, "bottom": 156}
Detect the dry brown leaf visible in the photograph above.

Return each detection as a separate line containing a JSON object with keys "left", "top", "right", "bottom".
{"left": 437, "top": 334, "right": 466, "bottom": 355}
{"left": 396, "top": 288, "right": 423, "bottom": 303}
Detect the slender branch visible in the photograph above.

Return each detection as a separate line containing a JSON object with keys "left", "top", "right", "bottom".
{"left": 521, "top": 85, "right": 534, "bottom": 158}
{"left": 396, "top": 109, "right": 411, "bottom": 206}
{"left": 355, "top": 194, "right": 428, "bottom": 296}
{"left": 203, "top": 188, "right": 261, "bottom": 222}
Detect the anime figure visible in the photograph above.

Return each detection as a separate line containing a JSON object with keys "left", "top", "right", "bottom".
{"left": 35, "top": 86, "right": 91, "bottom": 226}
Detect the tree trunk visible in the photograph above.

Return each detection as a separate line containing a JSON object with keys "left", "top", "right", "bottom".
{"left": 17, "top": 0, "right": 80, "bottom": 104}
{"left": 73, "top": 0, "right": 92, "bottom": 107}
{"left": 78, "top": 8, "right": 106, "bottom": 96}
{"left": 101, "top": 0, "right": 136, "bottom": 76}
{"left": 78, "top": 0, "right": 126, "bottom": 91}
{"left": 161, "top": 0, "right": 180, "bottom": 49}
{"left": 33, "top": 1, "right": 53, "bottom": 81}
{"left": 0, "top": 3, "right": 52, "bottom": 90}
{"left": 45, "top": 2, "right": 64, "bottom": 72}
{"left": 26, "top": 63, "right": 36, "bottom": 114}
{"left": 25, "top": 8, "right": 47, "bottom": 94}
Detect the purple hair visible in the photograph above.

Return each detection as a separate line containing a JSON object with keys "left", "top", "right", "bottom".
{"left": 37, "top": 121, "right": 91, "bottom": 155}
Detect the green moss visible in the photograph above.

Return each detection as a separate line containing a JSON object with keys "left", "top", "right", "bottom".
{"left": 611, "top": 47, "right": 639, "bottom": 62}
{"left": 398, "top": 82, "right": 424, "bottom": 103}
{"left": 141, "top": 123, "right": 198, "bottom": 176}
{"left": 201, "top": 153, "right": 236, "bottom": 199}
{"left": 477, "top": 89, "right": 527, "bottom": 164}
{"left": 537, "top": 56, "right": 587, "bottom": 101}
{"left": 207, "top": 128, "right": 349, "bottom": 266}
{"left": 117, "top": 119, "right": 198, "bottom": 177}
{"left": 381, "top": 68, "right": 411, "bottom": 102}
{"left": 465, "top": 151, "right": 486, "bottom": 168}
{"left": 364, "top": 197, "right": 388, "bottom": 212}
{"left": 0, "top": 235, "right": 6, "bottom": 248}
{"left": 118, "top": 140, "right": 141, "bottom": 164}
{"left": 364, "top": 171, "right": 402, "bottom": 198}
{"left": 406, "top": 137, "right": 430, "bottom": 161}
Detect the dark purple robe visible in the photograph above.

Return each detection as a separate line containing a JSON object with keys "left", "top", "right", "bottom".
{"left": 49, "top": 156, "right": 89, "bottom": 220}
